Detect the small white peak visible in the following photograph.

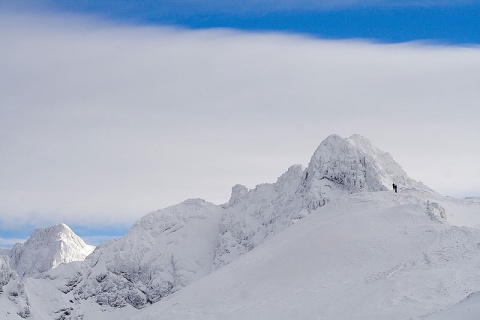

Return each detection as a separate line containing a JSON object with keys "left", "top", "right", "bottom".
{"left": 57, "top": 223, "right": 72, "bottom": 231}
{"left": 275, "top": 164, "right": 304, "bottom": 191}
{"left": 10, "top": 223, "right": 94, "bottom": 277}
{"left": 310, "top": 134, "right": 351, "bottom": 165}
{"left": 181, "top": 198, "right": 209, "bottom": 205}
{"left": 305, "top": 133, "right": 432, "bottom": 199}
{"left": 348, "top": 134, "right": 371, "bottom": 144}
{"left": 179, "top": 198, "right": 220, "bottom": 210}
{"left": 320, "top": 134, "right": 345, "bottom": 148}
{"left": 227, "top": 184, "right": 249, "bottom": 207}
{"left": 324, "top": 133, "right": 343, "bottom": 141}
{"left": 282, "top": 164, "right": 304, "bottom": 176}
{"left": 347, "top": 134, "right": 379, "bottom": 157}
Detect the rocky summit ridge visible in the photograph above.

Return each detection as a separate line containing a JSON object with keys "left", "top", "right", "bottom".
{"left": 36, "top": 134, "right": 435, "bottom": 311}
{"left": 1, "top": 134, "right": 450, "bottom": 319}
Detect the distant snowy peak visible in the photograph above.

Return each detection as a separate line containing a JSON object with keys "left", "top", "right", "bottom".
{"left": 10, "top": 223, "right": 94, "bottom": 277}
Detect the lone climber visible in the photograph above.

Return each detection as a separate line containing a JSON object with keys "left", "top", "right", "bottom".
{"left": 392, "top": 183, "right": 397, "bottom": 193}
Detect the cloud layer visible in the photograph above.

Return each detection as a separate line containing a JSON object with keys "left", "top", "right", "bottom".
{"left": 0, "top": 237, "right": 27, "bottom": 249}
{"left": 1, "top": 13, "right": 479, "bottom": 232}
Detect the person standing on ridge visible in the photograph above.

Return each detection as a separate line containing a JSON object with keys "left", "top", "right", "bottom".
{"left": 392, "top": 183, "right": 397, "bottom": 193}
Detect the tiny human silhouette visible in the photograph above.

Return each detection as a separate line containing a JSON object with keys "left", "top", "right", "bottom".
{"left": 392, "top": 183, "right": 397, "bottom": 193}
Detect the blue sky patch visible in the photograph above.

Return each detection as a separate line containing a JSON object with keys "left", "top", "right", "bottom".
{"left": 2, "top": 0, "right": 480, "bottom": 44}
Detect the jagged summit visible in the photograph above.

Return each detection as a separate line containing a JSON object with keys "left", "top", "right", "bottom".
{"left": 8, "top": 133, "right": 445, "bottom": 315}
{"left": 303, "top": 134, "right": 431, "bottom": 208}
{"left": 225, "top": 134, "right": 432, "bottom": 212}
{"left": 9, "top": 223, "right": 94, "bottom": 277}
{"left": 214, "top": 134, "right": 436, "bottom": 267}
{"left": 307, "top": 134, "right": 408, "bottom": 191}
{"left": 3, "top": 134, "right": 480, "bottom": 319}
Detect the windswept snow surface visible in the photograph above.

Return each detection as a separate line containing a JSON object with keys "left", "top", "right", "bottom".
{"left": 428, "top": 291, "right": 480, "bottom": 320}
{"left": 438, "top": 196, "right": 480, "bottom": 228}
{"left": 131, "top": 190, "right": 480, "bottom": 320}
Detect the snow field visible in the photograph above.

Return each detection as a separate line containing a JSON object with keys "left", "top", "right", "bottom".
{"left": 131, "top": 191, "right": 480, "bottom": 320}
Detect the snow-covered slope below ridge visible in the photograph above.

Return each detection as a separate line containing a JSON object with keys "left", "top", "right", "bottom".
{"left": 31, "top": 134, "right": 439, "bottom": 313}
{"left": 131, "top": 190, "right": 480, "bottom": 320}
{"left": 0, "top": 255, "right": 31, "bottom": 319}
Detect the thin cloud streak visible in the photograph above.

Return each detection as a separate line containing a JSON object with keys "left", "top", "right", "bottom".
{"left": 0, "top": 237, "right": 26, "bottom": 249}
{"left": 80, "top": 235, "right": 119, "bottom": 247}
{"left": 1, "top": 12, "right": 479, "bottom": 231}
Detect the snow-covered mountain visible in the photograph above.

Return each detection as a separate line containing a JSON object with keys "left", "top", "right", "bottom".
{"left": 9, "top": 223, "right": 95, "bottom": 278}
{"left": 2, "top": 134, "right": 479, "bottom": 319}
{"left": 48, "top": 133, "right": 429, "bottom": 312}
{"left": 213, "top": 134, "right": 434, "bottom": 269}
{"left": 130, "top": 190, "right": 480, "bottom": 320}
{"left": 1, "top": 224, "right": 94, "bottom": 319}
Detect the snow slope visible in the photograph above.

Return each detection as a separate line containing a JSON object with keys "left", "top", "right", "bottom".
{"left": 131, "top": 190, "right": 480, "bottom": 320}
{"left": 428, "top": 292, "right": 480, "bottom": 320}
{"left": 0, "top": 254, "right": 31, "bottom": 319}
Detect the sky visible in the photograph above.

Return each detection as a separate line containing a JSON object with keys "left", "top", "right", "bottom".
{"left": 0, "top": 1, "right": 479, "bottom": 248}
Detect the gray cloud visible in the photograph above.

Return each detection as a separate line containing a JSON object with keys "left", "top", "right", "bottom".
{"left": 80, "top": 235, "right": 120, "bottom": 247}
{"left": 1, "top": 12, "right": 479, "bottom": 230}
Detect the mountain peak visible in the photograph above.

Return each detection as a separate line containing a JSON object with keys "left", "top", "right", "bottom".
{"left": 10, "top": 223, "right": 94, "bottom": 277}
{"left": 303, "top": 134, "right": 432, "bottom": 210}
{"left": 30, "top": 223, "right": 71, "bottom": 238}
{"left": 226, "top": 184, "right": 249, "bottom": 207}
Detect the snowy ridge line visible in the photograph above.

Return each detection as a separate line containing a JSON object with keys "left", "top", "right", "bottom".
{"left": 39, "top": 134, "right": 433, "bottom": 311}
{"left": 129, "top": 190, "right": 480, "bottom": 320}
{"left": 4, "top": 133, "right": 476, "bottom": 320}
